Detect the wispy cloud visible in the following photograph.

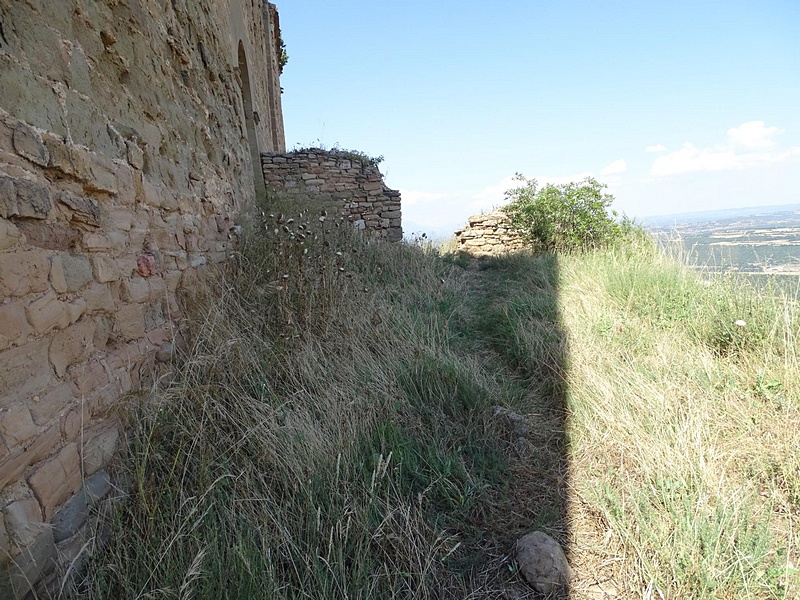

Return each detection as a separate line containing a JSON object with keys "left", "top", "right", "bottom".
{"left": 645, "top": 144, "right": 666, "bottom": 153}
{"left": 602, "top": 159, "right": 627, "bottom": 175}
{"left": 649, "top": 121, "right": 799, "bottom": 177}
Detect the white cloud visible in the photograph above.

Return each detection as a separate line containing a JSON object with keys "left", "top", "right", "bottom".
{"left": 602, "top": 159, "right": 627, "bottom": 175}
{"left": 727, "top": 120, "right": 780, "bottom": 149}
{"left": 645, "top": 144, "right": 666, "bottom": 153}
{"left": 649, "top": 121, "right": 799, "bottom": 177}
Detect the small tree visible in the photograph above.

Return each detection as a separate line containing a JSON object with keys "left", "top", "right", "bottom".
{"left": 503, "top": 175, "right": 635, "bottom": 253}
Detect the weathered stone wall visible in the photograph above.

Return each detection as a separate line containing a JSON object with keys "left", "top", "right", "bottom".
{"left": 262, "top": 150, "right": 403, "bottom": 241}
{"left": 0, "top": 1, "right": 284, "bottom": 596}
{"left": 454, "top": 212, "right": 526, "bottom": 256}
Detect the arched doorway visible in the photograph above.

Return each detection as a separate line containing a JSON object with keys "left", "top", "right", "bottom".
{"left": 237, "top": 41, "right": 266, "bottom": 203}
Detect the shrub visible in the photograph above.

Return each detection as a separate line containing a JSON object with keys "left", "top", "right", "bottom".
{"left": 502, "top": 174, "right": 639, "bottom": 252}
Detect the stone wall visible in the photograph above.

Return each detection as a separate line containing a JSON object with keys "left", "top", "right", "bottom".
{"left": 0, "top": 1, "right": 284, "bottom": 596}
{"left": 454, "top": 212, "right": 526, "bottom": 256}
{"left": 262, "top": 150, "right": 403, "bottom": 241}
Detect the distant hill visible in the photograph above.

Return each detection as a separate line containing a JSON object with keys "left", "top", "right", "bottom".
{"left": 641, "top": 203, "right": 800, "bottom": 227}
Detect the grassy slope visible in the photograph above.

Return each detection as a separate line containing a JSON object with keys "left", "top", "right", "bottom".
{"left": 72, "top": 208, "right": 798, "bottom": 600}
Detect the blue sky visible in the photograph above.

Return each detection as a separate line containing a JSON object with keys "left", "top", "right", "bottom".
{"left": 278, "top": 1, "right": 800, "bottom": 238}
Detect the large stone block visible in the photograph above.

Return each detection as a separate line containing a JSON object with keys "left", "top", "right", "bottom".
{"left": 91, "top": 255, "right": 120, "bottom": 282}
{"left": 0, "top": 249, "right": 49, "bottom": 297}
{"left": 12, "top": 122, "right": 49, "bottom": 167}
{"left": 51, "top": 470, "right": 111, "bottom": 543}
{"left": 3, "top": 497, "right": 44, "bottom": 548}
{"left": 80, "top": 425, "right": 119, "bottom": 476}
{"left": 49, "top": 253, "right": 93, "bottom": 294}
{"left": 121, "top": 276, "right": 149, "bottom": 303}
{"left": 28, "top": 442, "right": 81, "bottom": 519}
{"left": 25, "top": 291, "right": 70, "bottom": 335}
{"left": 29, "top": 383, "right": 75, "bottom": 426}
{"left": 0, "top": 406, "right": 38, "bottom": 448}
{"left": 0, "top": 300, "right": 32, "bottom": 351}
{"left": 49, "top": 319, "right": 96, "bottom": 377}
{"left": 83, "top": 282, "right": 116, "bottom": 312}
{"left": 0, "top": 426, "right": 59, "bottom": 490}
{"left": 0, "top": 528, "right": 57, "bottom": 600}
{"left": 0, "top": 218, "right": 25, "bottom": 251}
{"left": 57, "top": 191, "right": 102, "bottom": 229}
{"left": 0, "top": 340, "right": 52, "bottom": 407}
{"left": 114, "top": 304, "right": 145, "bottom": 340}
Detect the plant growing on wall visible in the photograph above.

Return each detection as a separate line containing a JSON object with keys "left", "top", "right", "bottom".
{"left": 502, "top": 175, "right": 639, "bottom": 252}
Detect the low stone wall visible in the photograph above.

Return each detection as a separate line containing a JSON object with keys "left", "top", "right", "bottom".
{"left": 454, "top": 211, "right": 525, "bottom": 256}
{"left": 262, "top": 150, "right": 402, "bottom": 241}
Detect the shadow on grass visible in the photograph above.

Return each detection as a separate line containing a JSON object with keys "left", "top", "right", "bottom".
{"left": 470, "top": 251, "right": 572, "bottom": 598}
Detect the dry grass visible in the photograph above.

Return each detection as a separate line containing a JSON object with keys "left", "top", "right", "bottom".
{"left": 65, "top": 202, "right": 799, "bottom": 599}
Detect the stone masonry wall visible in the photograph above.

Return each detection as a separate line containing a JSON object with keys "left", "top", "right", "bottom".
{"left": 262, "top": 150, "right": 403, "bottom": 241}
{"left": 0, "top": 1, "right": 284, "bottom": 597}
{"left": 454, "top": 211, "right": 526, "bottom": 256}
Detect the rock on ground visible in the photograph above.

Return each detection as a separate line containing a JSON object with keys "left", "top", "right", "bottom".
{"left": 515, "top": 531, "right": 574, "bottom": 594}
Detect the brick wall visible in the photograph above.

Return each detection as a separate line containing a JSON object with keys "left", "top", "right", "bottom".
{"left": 0, "top": 1, "right": 284, "bottom": 596}
{"left": 262, "top": 150, "right": 403, "bottom": 241}
{"left": 454, "top": 212, "right": 526, "bottom": 256}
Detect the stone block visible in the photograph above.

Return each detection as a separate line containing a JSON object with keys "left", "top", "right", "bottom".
{"left": 15, "top": 221, "right": 81, "bottom": 251}
{"left": 125, "top": 140, "right": 144, "bottom": 170}
{"left": 0, "top": 406, "right": 38, "bottom": 448}
{"left": 92, "top": 316, "right": 112, "bottom": 350}
{"left": 0, "top": 300, "right": 33, "bottom": 349}
{"left": 108, "top": 209, "right": 134, "bottom": 231}
{"left": 88, "top": 154, "right": 119, "bottom": 195}
{"left": 0, "top": 218, "right": 25, "bottom": 251}
{"left": 66, "top": 298, "right": 87, "bottom": 324}
{"left": 0, "top": 425, "right": 59, "bottom": 490}
{"left": 91, "top": 256, "right": 120, "bottom": 282}
{"left": 28, "top": 442, "right": 81, "bottom": 519}
{"left": 60, "top": 404, "right": 89, "bottom": 443}
{"left": 50, "top": 469, "right": 111, "bottom": 544}
{"left": 81, "top": 425, "right": 119, "bottom": 476}
{"left": 3, "top": 498, "right": 44, "bottom": 548}
{"left": 87, "top": 384, "right": 118, "bottom": 414}
{"left": 114, "top": 304, "right": 145, "bottom": 340}
{"left": 10, "top": 178, "right": 52, "bottom": 220}
{"left": 49, "top": 319, "right": 96, "bottom": 377}
{"left": 84, "top": 283, "right": 116, "bottom": 312}
{"left": 71, "top": 361, "right": 109, "bottom": 396}
{"left": 0, "top": 528, "right": 57, "bottom": 599}
{"left": 29, "top": 383, "right": 75, "bottom": 426}
{"left": 120, "top": 276, "right": 149, "bottom": 303}
{"left": 83, "top": 231, "right": 125, "bottom": 254}
{"left": 56, "top": 192, "right": 101, "bottom": 229}
{"left": 0, "top": 340, "right": 52, "bottom": 407}
{"left": 25, "top": 291, "right": 70, "bottom": 334}
{"left": 50, "top": 253, "right": 93, "bottom": 294}
{"left": 12, "top": 122, "right": 49, "bottom": 167}
{"left": 0, "top": 249, "right": 50, "bottom": 297}
{"left": 115, "top": 162, "right": 138, "bottom": 206}
{"left": 148, "top": 276, "right": 167, "bottom": 302}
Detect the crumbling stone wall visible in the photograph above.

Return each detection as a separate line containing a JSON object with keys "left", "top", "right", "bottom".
{"left": 262, "top": 150, "right": 403, "bottom": 241}
{"left": 454, "top": 212, "right": 526, "bottom": 256}
{"left": 0, "top": 1, "right": 284, "bottom": 596}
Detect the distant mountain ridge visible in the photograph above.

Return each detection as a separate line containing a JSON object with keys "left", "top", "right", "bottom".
{"left": 641, "top": 203, "right": 800, "bottom": 227}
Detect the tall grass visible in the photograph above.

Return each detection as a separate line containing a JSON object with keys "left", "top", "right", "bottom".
{"left": 556, "top": 245, "right": 800, "bottom": 598}
{"left": 72, "top": 201, "right": 558, "bottom": 600}
{"left": 69, "top": 202, "right": 799, "bottom": 599}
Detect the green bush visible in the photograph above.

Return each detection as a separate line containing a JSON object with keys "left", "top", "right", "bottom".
{"left": 502, "top": 174, "right": 639, "bottom": 252}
